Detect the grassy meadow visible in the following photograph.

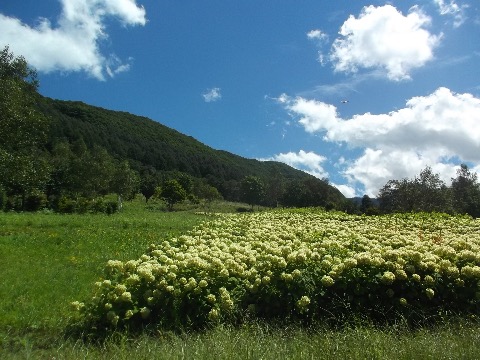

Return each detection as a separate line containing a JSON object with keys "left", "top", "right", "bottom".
{"left": 1, "top": 199, "right": 480, "bottom": 359}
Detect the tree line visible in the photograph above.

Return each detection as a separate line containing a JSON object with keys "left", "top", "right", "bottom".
{"left": 354, "top": 165, "right": 480, "bottom": 218}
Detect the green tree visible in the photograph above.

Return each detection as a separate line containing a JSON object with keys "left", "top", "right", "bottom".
{"left": 378, "top": 167, "right": 451, "bottom": 214}
{"left": 140, "top": 168, "right": 160, "bottom": 203}
{"left": 264, "top": 167, "right": 285, "bottom": 207}
{"left": 111, "top": 160, "right": 140, "bottom": 207}
{"left": 195, "top": 181, "right": 222, "bottom": 208}
{"left": 360, "top": 194, "right": 379, "bottom": 215}
{"left": 413, "top": 167, "right": 450, "bottom": 213}
{"left": 159, "top": 179, "right": 187, "bottom": 211}
{"left": 281, "top": 180, "right": 307, "bottom": 207}
{"left": 451, "top": 164, "right": 480, "bottom": 217}
{"left": 241, "top": 176, "right": 265, "bottom": 209}
{"left": 0, "top": 46, "right": 51, "bottom": 209}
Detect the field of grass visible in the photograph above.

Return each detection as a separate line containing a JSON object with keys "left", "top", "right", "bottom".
{"left": 1, "top": 199, "right": 479, "bottom": 359}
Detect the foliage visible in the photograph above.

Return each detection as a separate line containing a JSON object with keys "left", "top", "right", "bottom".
{"left": 451, "top": 164, "right": 480, "bottom": 218}
{"left": 37, "top": 96, "right": 345, "bottom": 208}
{"left": 56, "top": 196, "right": 119, "bottom": 214}
{"left": 378, "top": 165, "right": 480, "bottom": 217}
{"left": 0, "top": 48, "right": 346, "bottom": 211}
{"left": 75, "top": 210, "right": 480, "bottom": 332}
{"left": 240, "top": 176, "right": 265, "bottom": 208}
{"left": 0, "top": 46, "right": 51, "bottom": 206}
{"left": 157, "top": 179, "right": 187, "bottom": 211}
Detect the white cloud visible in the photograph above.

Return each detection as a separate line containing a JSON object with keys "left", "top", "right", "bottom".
{"left": 0, "top": 0, "right": 146, "bottom": 80}
{"left": 307, "top": 29, "right": 329, "bottom": 65}
{"left": 281, "top": 95, "right": 340, "bottom": 133}
{"left": 330, "top": 5, "right": 441, "bottom": 81}
{"left": 433, "top": 0, "right": 468, "bottom": 27}
{"left": 307, "top": 29, "right": 328, "bottom": 42}
{"left": 202, "top": 88, "right": 222, "bottom": 102}
{"left": 260, "top": 150, "right": 328, "bottom": 179}
{"left": 332, "top": 183, "right": 357, "bottom": 198}
{"left": 280, "top": 87, "right": 480, "bottom": 196}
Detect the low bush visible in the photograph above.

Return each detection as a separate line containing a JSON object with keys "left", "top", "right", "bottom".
{"left": 57, "top": 196, "right": 119, "bottom": 214}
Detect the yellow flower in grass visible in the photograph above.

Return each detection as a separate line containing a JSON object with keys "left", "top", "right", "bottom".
{"left": 399, "top": 297, "right": 408, "bottom": 306}
{"left": 395, "top": 270, "right": 408, "bottom": 281}
{"left": 70, "top": 301, "right": 84, "bottom": 312}
{"left": 425, "top": 288, "right": 435, "bottom": 299}
{"left": 106, "top": 260, "right": 124, "bottom": 271}
{"left": 411, "top": 274, "right": 421, "bottom": 282}
{"left": 206, "top": 294, "right": 216, "bottom": 304}
{"left": 381, "top": 271, "right": 395, "bottom": 285}
{"left": 321, "top": 275, "right": 335, "bottom": 287}
{"left": 423, "top": 275, "right": 435, "bottom": 286}
{"left": 140, "top": 307, "right": 151, "bottom": 319}
{"left": 208, "top": 308, "right": 220, "bottom": 322}
{"left": 125, "top": 310, "right": 134, "bottom": 319}
{"left": 115, "top": 284, "right": 127, "bottom": 295}
{"left": 119, "top": 291, "right": 132, "bottom": 302}
{"left": 296, "top": 296, "right": 311, "bottom": 312}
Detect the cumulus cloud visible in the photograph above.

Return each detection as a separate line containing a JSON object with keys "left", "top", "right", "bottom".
{"left": 260, "top": 150, "right": 328, "bottom": 179}
{"left": 202, "top": 88, "right": 222, "bottom": 102}
{"left": 279, "top": 87, "right": 480, "bottom": 196}
{"left": 0, "top": 0, "right": 146, "bottom": 80}
{"left": 433, "top": 0, "right": 468, "bottom": 27}
{"left": 283, "top": 95, "right": 341, "bottom": 133}
{"left": 331, "top": 183, "right": 357, "bottom": 198}
{"left": 330, "top": 5, "right": 441, "bottom": 81}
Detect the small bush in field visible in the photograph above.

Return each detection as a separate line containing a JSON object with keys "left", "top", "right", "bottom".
{"left": 57, "top": 196, "right": 119, "bottom": 214}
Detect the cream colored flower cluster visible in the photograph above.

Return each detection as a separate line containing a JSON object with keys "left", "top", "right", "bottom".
{"left": 76, "top": 210, "right": 480, "bottom": 328}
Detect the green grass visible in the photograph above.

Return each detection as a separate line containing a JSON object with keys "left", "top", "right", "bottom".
{"left": 0, "top": 197, "right": 208, "bottom": 331}
{"left": 2, "top": 321, "right": 480, "bottom": 359}
{"left": 1, "top": 201, "right": 479, "bottom": 359}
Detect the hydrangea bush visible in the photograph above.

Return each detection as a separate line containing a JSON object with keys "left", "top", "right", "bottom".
{"left": 73, "top": 210, "right": 480, "bottom": 330}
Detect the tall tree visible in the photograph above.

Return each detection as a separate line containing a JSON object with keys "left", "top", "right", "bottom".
{"left": 264, "top": 167, "right": 285, "bottom": 207}
{"left": 240, "top": 176, "right": 265, "bottom": 209}
{"left": 158, "top": 179, "right": 187, "bottom": 211}
{"left": 0, "top": 46, "right": 51, "bottom": 207}
{"left": 378, "top": 167, "right": 451, "bottom": 214}
{"left": 413, "top": 167, "right": 450, "bottom": 213}
{"left": 111, "top": 160, "right": 140, "bottom": 206}
{"left": 451, "top": 164, "right": 480, "bottom": 217}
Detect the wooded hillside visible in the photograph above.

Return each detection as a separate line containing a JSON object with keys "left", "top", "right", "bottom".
{"left": 1, "top": 46, "right": 345, "bottom": 212}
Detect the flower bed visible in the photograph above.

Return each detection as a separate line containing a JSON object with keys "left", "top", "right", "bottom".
{"left": 74, "top": 209, "right": 480, "bottom": 330}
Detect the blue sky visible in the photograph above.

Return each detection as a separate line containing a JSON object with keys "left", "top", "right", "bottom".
{"left": 1, "top": 0, "right": 479, "bottom": 197}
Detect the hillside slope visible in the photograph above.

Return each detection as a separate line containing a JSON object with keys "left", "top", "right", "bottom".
{"left": 38, "top": 96, "right": 345, "bottom": 204}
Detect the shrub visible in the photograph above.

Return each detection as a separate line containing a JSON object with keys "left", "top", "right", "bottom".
{"left": 58, "top": 196, "right": 76, "bottom": 213}
{"left": 56, "top": 196, "right": 119, "bottom": 214}
{"left": 74, "top": 210, "right": 480, "bottom": 332}
{"left": 23, "top": 190, "right": 48, "bottom": 211}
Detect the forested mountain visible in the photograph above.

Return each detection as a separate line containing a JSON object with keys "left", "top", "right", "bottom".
{"left": 40, "top": 97, "right": 305, "bottom": 184}
{"left": 36, "top": 96, "right": 344, "bottom": 205}
{"left": 1, "top": 46, "right": 346, "bottom": 212}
